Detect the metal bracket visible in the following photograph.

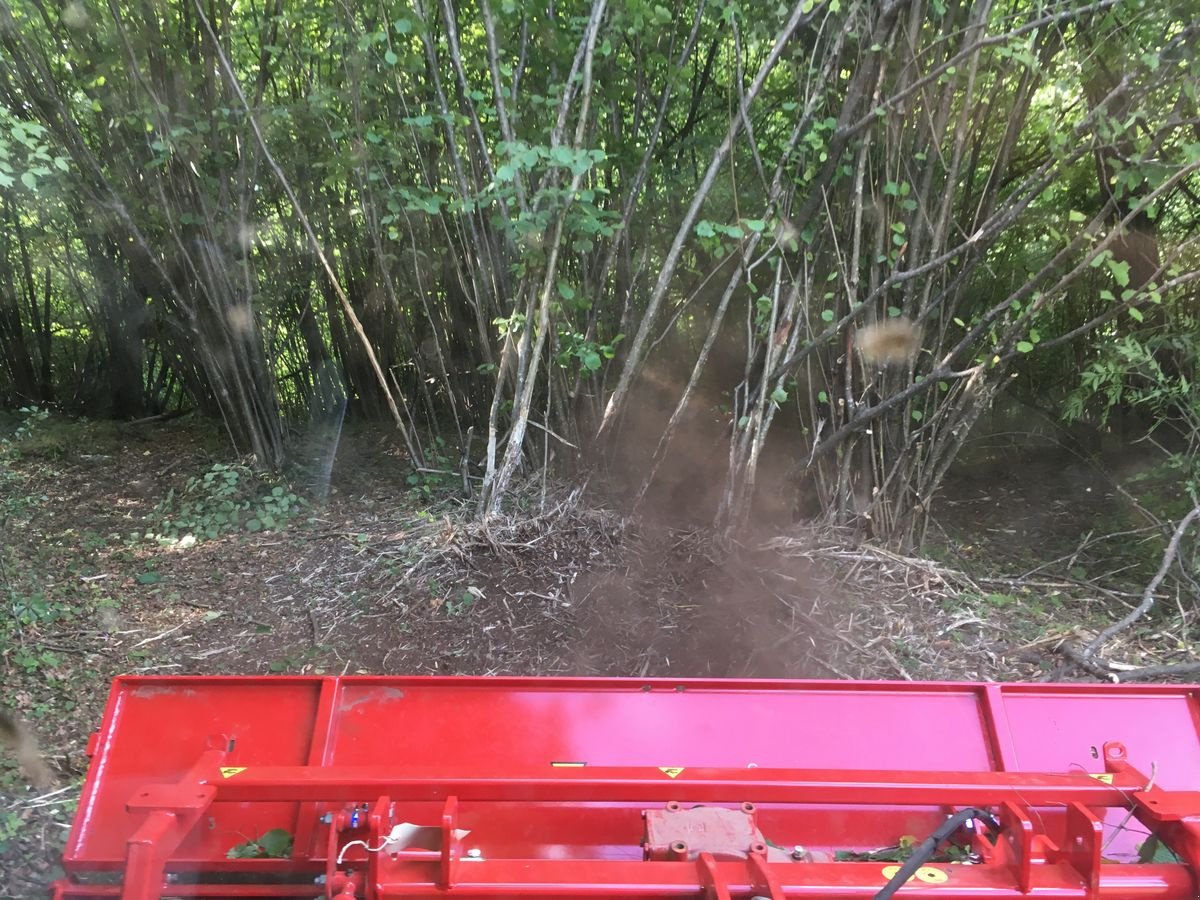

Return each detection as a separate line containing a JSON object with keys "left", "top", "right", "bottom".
{"left": 118, "top": 736, "right": 228, "bottom": 900}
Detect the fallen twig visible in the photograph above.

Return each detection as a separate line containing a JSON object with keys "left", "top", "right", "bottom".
{"left": 1059, "top": 642, "right": 1200, "bottom": 683}
{"left": 1110, "top": 661, "right": 1200, "bottom": 682}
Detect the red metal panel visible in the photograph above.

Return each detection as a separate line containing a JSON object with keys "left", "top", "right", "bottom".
{"left": 327, "top": 679, "right": 999, "bottom": 771}
{"left": 55, "top": 676, "right": 1200, "bottom": 899}
{"left": 66, "top": 678, "right": 324, "bottom": 866}
{"left": 1002, "top": 688, "right": 1200, "bottom": 788}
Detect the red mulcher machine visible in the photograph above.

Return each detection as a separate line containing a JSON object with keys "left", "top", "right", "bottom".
{"left": 52, "top": 676, "right": 1200, "bottom": 899}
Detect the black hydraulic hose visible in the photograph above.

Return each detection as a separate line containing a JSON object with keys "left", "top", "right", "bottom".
{"left": 872, "top": 808, "right": 996, "bottom": 900}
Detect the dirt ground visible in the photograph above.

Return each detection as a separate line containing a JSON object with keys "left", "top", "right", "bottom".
{"left": 0, "top": 415, "right": 1192, "bottom": 894}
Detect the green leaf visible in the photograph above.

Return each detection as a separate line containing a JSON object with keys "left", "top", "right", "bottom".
{"left": 246, "top": 519, "right": 262, "bottom": 532}
{"left": 744, "top": 219, "right": 766, "bottom": 233}
{"left": 581, "top": 350, "right": 601, "bottom": 371}
{"left": 1106, "top": 258, "right": 1131, "bottom": 287}
{"left": 136, "top": 571, "right": 163, "bottom": 585}
{"left": 1016, "top": 341, "right": 1034, "bottom": 353}
{"left": 1068, "top": 210, "right": 1086, "bottom": 222}
{"left": 257, "top": 829, "right": 293, "bottom": 858}
{"left": 887, "top": 306, "right": 902, "bottom": 317}
{"left": 770, "top": 387, "right": 788, "bottom": 404}
{"left": 1138, "top": 836, "right": 1178, "bottom": 864}
{"left": 20, "top": 171, "right": 36, "bottom": 190}
{"left": 821, "top": 309, "right": 835, "bottom": 322}
{"left": 911, "top": 410, "right": 923, "bottom": 422}
{"left": 384, "top": 49, "right": 398, "bottom": 65}
{"left": 695, "top": 220, "right": 716, "bottom": 238}
{"left": 556, "top": 281, "right": 576, "bottom": 301}
{"left": 817, "top": 390, "right": 828, "bottom": 403}
{"left": 1128, "top": 306, "right": 1144, "bottom": 323}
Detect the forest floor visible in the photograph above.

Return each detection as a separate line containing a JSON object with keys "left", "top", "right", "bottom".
{"left": 0, "top": 413, "right": 1193, "bottom": 894}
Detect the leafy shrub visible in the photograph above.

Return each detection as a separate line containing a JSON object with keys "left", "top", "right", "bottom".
{"left": 149, "top": 463, "right": 305, "bottom": 543}
{"left": 405, "top": 436, "right": 458, "bottom": 500}
{"left": 1066, "top": 329, "right": 1200, "bottom": 497}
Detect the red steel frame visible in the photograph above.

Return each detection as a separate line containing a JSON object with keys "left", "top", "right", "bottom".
{"left": 51, "top": 676, "right": 1200, "bottom": 899}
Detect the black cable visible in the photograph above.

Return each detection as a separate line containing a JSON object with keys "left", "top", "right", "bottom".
{"left": 872, "top": 808, "right": 996, "bottom": 900}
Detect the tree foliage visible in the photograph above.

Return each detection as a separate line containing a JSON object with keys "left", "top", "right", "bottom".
{"left": 0, "top": 0, "right": 1197, "bottom": 540}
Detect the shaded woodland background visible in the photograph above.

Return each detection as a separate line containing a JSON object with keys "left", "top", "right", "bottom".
{"left": 1, "top": 0, "right": 1198, "bottom": 543}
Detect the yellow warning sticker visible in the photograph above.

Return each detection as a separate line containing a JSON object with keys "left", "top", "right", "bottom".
{"left": 551, "top": 761, "right": 587, "bottom": 767}
{"left": 659, "top": 767, "right": 685, "bottom": 778}
{"left": 882, "top": 865, "right": 947, "bottom": 884}
{"left": 220, "top": 767, "right": 246, "bottom": 778}
{"left": 1089, "top": 773, "right": 1114, "bottom": 783}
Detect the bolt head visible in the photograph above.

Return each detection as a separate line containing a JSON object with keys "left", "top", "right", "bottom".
{"left": 466, "top": 848, "right": 482, "bottom": 858}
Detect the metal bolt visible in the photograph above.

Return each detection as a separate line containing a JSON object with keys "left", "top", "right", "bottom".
{"left": 791, "top": 845, "right": 806, "bottom": 860}
{"left": 466, "top": 848, "right": 482, "bottom": 859}
{"left": 313, "top": 875, "right": 327, "bottom": 885}
{"left": 164, "top": 873, "right": 179, "bottom": 884}
{"left": 319, "top": 812, "right": 334, "bottom": 825}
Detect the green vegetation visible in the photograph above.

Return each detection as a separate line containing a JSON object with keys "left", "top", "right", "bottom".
{"left": 149, "top": 463, "right": 306, "bottom": 544}
{"left": 0, "top": 0, "right": 1193, "bottom": 544}
{"left": 226, "top": 829, "right": 294, "bottom": 860}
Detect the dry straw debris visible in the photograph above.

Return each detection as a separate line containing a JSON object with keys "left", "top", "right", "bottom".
{"left": 855, "top": 318, "right": 923, "bottom": 366}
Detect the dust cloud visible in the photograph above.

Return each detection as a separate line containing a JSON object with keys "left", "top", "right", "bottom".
{"left": 570, "top": 345, "right": 832, "bottom": 680}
